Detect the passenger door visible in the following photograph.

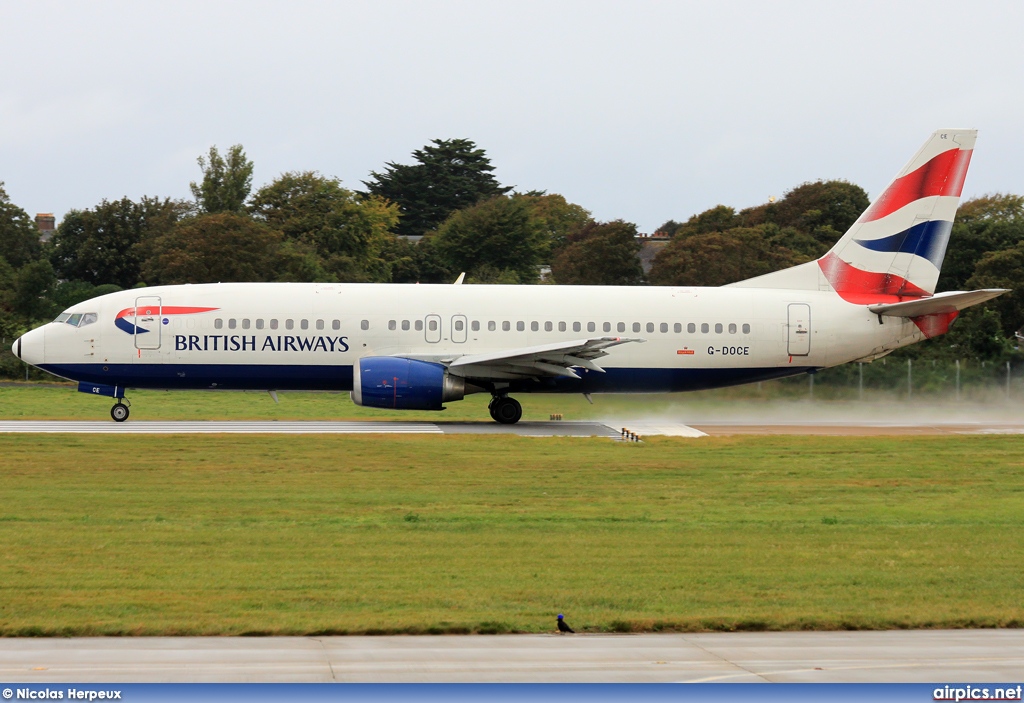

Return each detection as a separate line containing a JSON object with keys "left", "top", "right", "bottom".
{"left": 787, "top": 303, "right": 811, "bottom": 356}
{"left": 134, "top": 296, "right": 162, "bottom": 350}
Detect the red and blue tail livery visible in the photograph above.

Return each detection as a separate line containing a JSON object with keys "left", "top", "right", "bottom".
{"left": 13, "top": 129, "right": 1008, "bottom": 423}
{"left": 821, "top": 129, "right": 976, "bottom": 304}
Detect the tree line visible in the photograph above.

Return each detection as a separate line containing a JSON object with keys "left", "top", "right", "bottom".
{"left": 1, "top": 138, "right": 1022, "bottom": 378}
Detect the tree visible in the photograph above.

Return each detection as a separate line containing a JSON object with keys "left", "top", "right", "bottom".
{"left": 12, "top": 259, "right": 57, "bottom": 321}
{"left": 515, "top": 192, "right": 591, "bottom": 256}
{"left": 363, "top": 138, "right": 511, "bottom": 237}
{"left": 190, "top": 144, "right": 254, "bottom": 213}
{"left": 648, "top": 226, "right": 803, "bottom": 287}
{"left": 249, "top": 171, "right": 400, "bottom": 282}
{"left": 939, "top": 194, "right": 1024, "bottom": 292}
{"left": 669, "top": 205, "right": 739, "bottom": 239}
{"left": 429, "top": 196, "right": 545, "bottom": 284}
{"left": 50, "top": 197, "right": 186, "bottom": 289}
{"left": 966, "top": 241, "right": 1024, "bottom": 338}
{"left": 141, "top": 213, "right": 289, "bottom": 285}
{"left": 740, "top": 180, "right": 869, "bottom": 249}
{"left": 0, "top": 182, "right": 42, "bottom": 269}
{"left": 552, "top": 220, "right": 643, "bottom": 285}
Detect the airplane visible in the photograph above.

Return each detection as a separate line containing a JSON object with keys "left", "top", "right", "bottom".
{"left": 11, "top": 128, "right": 1008, "bottom": 423}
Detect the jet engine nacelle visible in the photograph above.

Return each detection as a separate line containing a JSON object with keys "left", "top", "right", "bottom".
{"left": 351, "top": 356, "right": 465, "bottom": 410}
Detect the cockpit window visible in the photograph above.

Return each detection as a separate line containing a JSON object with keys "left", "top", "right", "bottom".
{"left": 53, "top": 311, "right": 98, "bottom": 327}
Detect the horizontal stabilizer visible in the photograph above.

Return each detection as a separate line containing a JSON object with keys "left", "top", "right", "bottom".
{"left": 867, "top": 289, "right": 1008, "bottom": 317}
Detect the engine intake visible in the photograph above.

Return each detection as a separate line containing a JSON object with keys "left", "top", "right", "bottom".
{"left": 351, "top": 356, "right": 465, "bottom": 410}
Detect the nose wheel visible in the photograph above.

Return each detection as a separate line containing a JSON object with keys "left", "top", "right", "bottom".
{"left": 489, "top": 395, "right": 522, "bottom": 424}
{"left": 110, "top": 401, "right": 130, "bottom": 423}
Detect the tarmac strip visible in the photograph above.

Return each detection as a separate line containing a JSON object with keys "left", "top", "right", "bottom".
{"left": 1, "top": 630, "right": 1022, "bottom": 683}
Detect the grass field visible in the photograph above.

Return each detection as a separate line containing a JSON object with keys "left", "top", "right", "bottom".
{"left": 2, "top": 432, "right": 1024, "bottom": 635}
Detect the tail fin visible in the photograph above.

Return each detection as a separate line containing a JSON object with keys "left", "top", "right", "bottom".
{"left": 820, "top": 128, "right": 975, "bottom": 302}
{"left": 729, "top": 129, "right": 976, "bottom": 301}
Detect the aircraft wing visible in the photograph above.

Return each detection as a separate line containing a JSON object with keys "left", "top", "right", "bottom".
{"left": 445, "top": 336, "right": 645, "bottom": 380}
{"left": 867, "top": 289, "right": 1009, "bottom": 317}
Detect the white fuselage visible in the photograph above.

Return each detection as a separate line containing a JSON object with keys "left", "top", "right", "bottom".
{"left": 17, "top": 282, "right": 925, "bottom": 396}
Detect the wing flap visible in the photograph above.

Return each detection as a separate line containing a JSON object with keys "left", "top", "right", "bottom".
{"left": 447, "top": 336, "right": 644, "bottom": 380}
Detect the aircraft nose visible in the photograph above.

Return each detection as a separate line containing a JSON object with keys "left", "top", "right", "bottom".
{"left": 13, "top": 327, "right": 45, "bottom": 366}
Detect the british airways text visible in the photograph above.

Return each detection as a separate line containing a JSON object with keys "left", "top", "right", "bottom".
{"left": 174, "top": 335, "right": 350, "bottom": 352}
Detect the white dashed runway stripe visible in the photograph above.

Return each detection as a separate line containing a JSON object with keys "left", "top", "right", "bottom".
{"left": 0, "top": 421, "right": 444, "bottom": 434}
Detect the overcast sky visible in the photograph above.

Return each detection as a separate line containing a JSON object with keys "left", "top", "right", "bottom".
{"left": 2, "top": 1, "right": 1022, "bottom": 233}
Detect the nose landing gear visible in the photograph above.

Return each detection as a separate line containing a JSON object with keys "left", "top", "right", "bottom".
{"left": 110, "top": 399, "right": 130, "bottom": 422}
{"left": 488, "top": 395, "right": 522, "bottom": 425}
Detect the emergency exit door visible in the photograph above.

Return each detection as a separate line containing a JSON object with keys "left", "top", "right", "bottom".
{"left": 787, "top": 303, "right": 811, "bottom": 356}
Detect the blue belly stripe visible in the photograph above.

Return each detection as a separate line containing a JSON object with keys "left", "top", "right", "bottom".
{"left": 40, "top": 363, "right": 816, "bottom": 394}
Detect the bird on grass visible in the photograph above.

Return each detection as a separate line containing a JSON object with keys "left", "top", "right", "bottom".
{"left": 557, "top": 614, "right": 574, "bottom": 633}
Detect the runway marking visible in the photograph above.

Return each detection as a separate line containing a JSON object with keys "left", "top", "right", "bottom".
{"left": 0, "top": 421, "right": 443, "bottom": 434}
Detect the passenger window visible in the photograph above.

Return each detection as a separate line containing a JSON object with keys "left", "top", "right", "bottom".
{"left": 301, "top": 319, "right": 309, "bottom": 330}
{"left": 646, "top": 322, "right": 655, "bottom": 333}
{"left": 455, "top": 320, "right": 464, "bottom": 331}
{"left": 286, "top": 319, "right": 294, "bottom": 330}
{"left": 68, "top": 313, "right": 83, "bottom": 326}
{"left": 715, "top": 323, "right": 723, "bottom": 334}
{"left": 517, "top": 321, "right": 525, "bottom": 332}
{"left": 742, "top": 323, "right": 751, "bottom": 334}
{"left": 502, "top": 321, "right": 510, "bottom": 331}
{"left": 256, "top": 319, "right": 265, "bottom": 330}
{"left": 545, "top": 321, "right": 553, "bottom": 332}
{"left": 361, "top": 320, "right": 370, "bottom": 330}
{"left": 673, "top": 323, "right": 681, "bottom": 333}
{"left": 415, "top": 320, "right": 424, "bottom": 331}
{"left": 428, "top": 320, "right": 437, "bottom": 331}
{"left": 215, "top": 318, "right": 223, "bottom": 329}
{"left": 488, "top": 321, "right": 496, "bottom": 331}
{"left": 471, "top": 321, "right": 480, "bottom": 332}
{"left": 229, "top": 319, "right": 237, "bottom": 330}
{"left": 531, "top": 321, "right": 539, "bottom": 332}
{"left": 688, "top": 323, "right": 696, "bottom": 333}
{"left": 242, "top": 319, "right": 251, "bottom": 330}
{"left": 617, "top": 322, "right": 626, "bottom": 333}
{"left": 558, "top": 322, "right": 566, "bottom": 332}
{"left": 270, "top": 319, "right": 278, "bottom": 330}
{"left": 603, "top": 322, "right": 611, "bottom": 333}
{"left": 632, "top": 322, "right": 641, "bottom": 333}
{"left": 588, "top": 322, "right": 596, "bottom": 333}
{"left": 573, "top": 322, "right": 581, "bottom": 332}
{"left": 316, "top": 319, "right": 324, "bottom": 330}
{"left": 402, "top": 320, "right": 411, "bottom": 331}
{"left": 660, "top": 323, "right": 668, "bottom": 333}
{"left": 388, "top": 320, "right": 397, "bottom": 331}
{"left": 729, "top": 323, "right": 737, "bottom": 334}
{"left": 701, "top": 323, "right": 709, "bottom": 333}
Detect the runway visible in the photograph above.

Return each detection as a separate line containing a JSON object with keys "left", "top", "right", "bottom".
{"left": 1, "top": 419, "right": 1022, "bottom": 436}
{"left": 2, "top": 631, "right": 1023, "bottom": 683}
{"left": 0, "top": 420, "right": 623, "bottom": 437}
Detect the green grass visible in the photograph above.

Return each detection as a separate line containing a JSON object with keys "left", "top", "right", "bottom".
{"left": 0, "top": 384, "right": 749, "bottom": 422}
{"left": 2, "top": 433, "right": 1024, "bottom": 635}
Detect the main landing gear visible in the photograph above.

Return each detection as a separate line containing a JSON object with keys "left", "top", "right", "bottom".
{"left": 489, "top": 395, "right": 522, "bottom": 425}
{"left": 110, "top": 399, "right": 130, "bottom": 423}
